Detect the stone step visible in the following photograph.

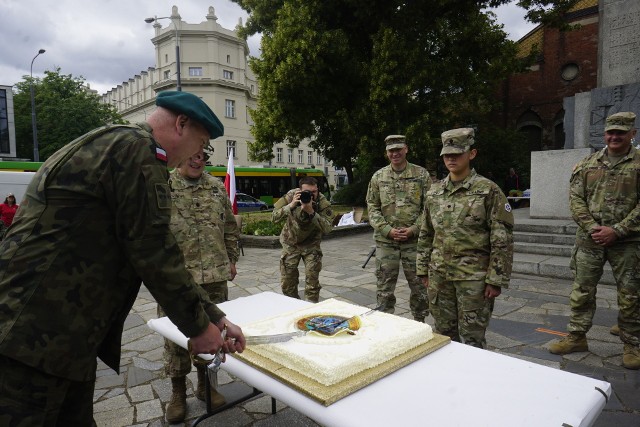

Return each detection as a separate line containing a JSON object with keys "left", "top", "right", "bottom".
{"left": 514, "top": 241, "right": 572, "bottom": 257}
{"left": 513, "top": 220, "right": 577, "bottom": 235}
{"left": 512, "top": 252, "right": 615, "bottom": 285}
{"left": 514, "top": 231, "right": 575, "bottom": 246}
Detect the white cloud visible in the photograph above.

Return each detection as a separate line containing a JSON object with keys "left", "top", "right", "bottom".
{"left": 0, "top": 0, "right": 534, "bottom": 95}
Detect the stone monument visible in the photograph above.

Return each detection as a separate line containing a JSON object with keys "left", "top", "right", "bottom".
{"left": 532, "top": 0, "right": 640, "bottom": 218}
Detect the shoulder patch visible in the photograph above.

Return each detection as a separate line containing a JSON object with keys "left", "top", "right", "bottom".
{"left": 155, "top": 183, "right": 172, "bottom": 209}
{"left": 325, "top": 209, "right": 333, "bottom": 217}
{"left": 505, "top": 203, "right": 512, "bottom": 213}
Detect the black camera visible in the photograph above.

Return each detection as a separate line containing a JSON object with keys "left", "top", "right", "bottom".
{"left": 300, "top": 190, "right": 313, "bottom": 203}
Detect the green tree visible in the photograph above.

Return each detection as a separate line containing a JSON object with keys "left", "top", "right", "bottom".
{"left": 233, "top": 0, "right": 577, "bottom": 183}
{"left": 13, "top": 68, "right": 124, "bottom": 160}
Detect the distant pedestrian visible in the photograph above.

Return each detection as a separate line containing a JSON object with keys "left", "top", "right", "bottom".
{"left": 417, "top": 128, "right": 514, "bottom": 348}
{"left": 505, "top": 167, "right": 520, "bottom": 196}
{"left": 366, "top": 135, "right": 431, "bottom": 322}
{"left": 273, "top": 176, "right": 334, "bottom": 302}
{"left": 0, "top": 193, "right": 18, "bottom": 238}
{"left": 549, "top": 112, "right": 640, "bottom": 370}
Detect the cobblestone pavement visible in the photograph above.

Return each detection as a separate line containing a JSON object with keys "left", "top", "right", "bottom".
{"left": 94, "top": 232, "right": 640, "bottom": 427}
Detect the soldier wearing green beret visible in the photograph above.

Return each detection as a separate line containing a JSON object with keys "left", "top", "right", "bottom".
{"left": 366, "top": 135, "right": 431, "bottom": 321}
{"left": 549, "top": 111, "right": 640, "bottom": 370}
{"left": 0, "top": 91, "right": 247, "bottom": 424}
{"left": 416, "top": 128, "right": 514, "bottom": 348}
{"left": 158, "top": 148, "right": 240, "bottom": 422}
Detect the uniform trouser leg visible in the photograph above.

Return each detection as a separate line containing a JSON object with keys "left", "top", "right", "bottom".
{"left": 608, "top": 243, "right": 640, "bottom": 347}
{"left": 301, "top": 247, "right": 323, "bottom": 303}
{"left": 375, "top": 241, "right": 400, "bottom": 313}
{"left": 428, "top": 272, "right": 493, "bottom": 349}
{"left": 400, "top": 243, "right": 429, "bottom": 319}
{"left": 157, "top": 281, "right": 228, "bottom": 377}
{"left": 280, "top": 248, "right": 302, "bottom": 299}
{"left": 567, "top": 242, "right": 606, "bottom": 335}
{"left": 0, "top": 355, "right": 96, "bottom": 427}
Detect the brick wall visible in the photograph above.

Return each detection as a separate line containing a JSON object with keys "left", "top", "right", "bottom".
{"left": 495, "top": 9, "right": 599, "bottom": 150}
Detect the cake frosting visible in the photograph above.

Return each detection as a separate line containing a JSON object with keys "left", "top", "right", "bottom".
{"left": 241, "top": 298, "right": 433, "bottom": 386}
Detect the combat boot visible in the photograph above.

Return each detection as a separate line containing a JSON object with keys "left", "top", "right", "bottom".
{"left": 610, "top": 324, "right": 620, "bottom": 336}
{"left": 549, "top": 332, "right": 588, "bottom": 355}
{"left": 195, "top": 366, "right": 226, "bottom": 409}
{"left": 166, "top": 377, "right": 187, "bottom": 423}
{"left": 622, "top": 344, "right": 640, "bottom": 370}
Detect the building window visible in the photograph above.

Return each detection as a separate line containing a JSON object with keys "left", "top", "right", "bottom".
{"left": 223, "top": 70, "right": 234, "bottom": 79}
{"left": 165, "top": 54, "right": 168, "bottom": 63}
{"left": 227, "top": 54, "right": 231, "bottom": 63}
{"left": 163, "top": 70, "right": 171, "bottom": 80}
{"left": 317, "top": 153, "right": 322, "bottom": 165}
{"left": 561, "top": 63, "right": 579, "bottom": 81}
{"left": 225, "top": 99, "right": 236, "bottom": 118}
{"left": 226, "top": 140, "right": 236, "bottom": 158}
{"left": 189, "top": 67, "right": 203, "bottom": 76}
{"left": 276, "top": 148, "right": 283, "bottom": 163}
{"left": 298, "top": 150, "right": 303, "bottom": 164}
{"left": 287, "top": 148, "right": 293, "bottom": 163}
{"left": 307, "top": 151, "right": 313, "bottom": 164}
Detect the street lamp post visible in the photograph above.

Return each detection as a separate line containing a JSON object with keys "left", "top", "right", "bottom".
{"left": 144, "top": 16, "right": 181, "bottom": 91}
{"left": 30, "top": 48, "right": 46, "bottom": 162}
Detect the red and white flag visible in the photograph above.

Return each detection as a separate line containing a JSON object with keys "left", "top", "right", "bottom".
{"left": 224, "top": 148, "right": 238, "bottom": 214}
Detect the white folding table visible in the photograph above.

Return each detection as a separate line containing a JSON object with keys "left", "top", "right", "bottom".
{"left": 148, "top": 291, "right": 611, "bottom": 427}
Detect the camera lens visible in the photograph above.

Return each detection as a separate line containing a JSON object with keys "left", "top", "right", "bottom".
{"left": 300, "top": 190, "right": 312, "bottom": 203}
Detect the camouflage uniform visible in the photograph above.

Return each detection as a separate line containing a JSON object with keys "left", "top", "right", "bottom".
{"left": 0, "top": 124, "right": 224, "bottom": 424}
{"left": 272, "top": 188, "right": 333, "bottom": 302}
{"left": 567, "top": 146, "right": 640, "bottom": 347}
{"left": 417, "top": 169, "right": 514, "bottom": 348}
{"left": 157, "top": 169, "right": 239, "bottom": 378}
{"left": 366, "top": 162, "right": 431, "bottom": 319}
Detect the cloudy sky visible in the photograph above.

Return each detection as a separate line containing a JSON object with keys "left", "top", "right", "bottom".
{"left": 0, "top": 1, "right": 537, "bottom": 96}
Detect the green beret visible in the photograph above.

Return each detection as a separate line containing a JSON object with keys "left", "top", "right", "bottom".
{"left": 156, "top": 91, "right": 224, "bottom": 139}
{"left": 605, "top": 112, "right": 636, "bottom": 132}
{"left": 440, "top": 128, "right": 475, "bottom": 156}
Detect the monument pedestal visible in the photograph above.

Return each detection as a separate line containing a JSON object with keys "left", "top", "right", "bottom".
{"left": 530, "top": 148, "right": 592, "bottom": 219}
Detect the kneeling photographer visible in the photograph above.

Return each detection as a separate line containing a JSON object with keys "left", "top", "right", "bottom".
{"left": 272, "top": 176, "right": 335, "bottom": 302}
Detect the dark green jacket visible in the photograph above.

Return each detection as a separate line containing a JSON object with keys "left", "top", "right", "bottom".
{"left": 0, "top": 124, "right": 224, "bottom": 381}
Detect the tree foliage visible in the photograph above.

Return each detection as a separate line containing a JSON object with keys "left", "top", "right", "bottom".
{"left": 232, "top": 0, "right": 578, "bottom": 183}
{"left": 12, "top": 68, "right": 124, "bottom": 160}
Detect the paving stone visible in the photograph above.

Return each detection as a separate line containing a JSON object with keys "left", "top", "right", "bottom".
{"left": 242, "top": 395, "right": 287, "bottom": 414}
{"left": 103, "top": 387, "right": 125, "bottom": 399}
{"left": 93, "top": 394, "right": 130, "bottom": 413}
{"left": 128, "top": 384, "right": 154, "bottom": 402}
{"left": 93, "top": 407, "right": 135, "bottom": 427}
{"left": 126, "top": 365, "right": 158, "bottom": 388}
{"left": 252, "top": 407, "right": 319, "bottom": 426}
{"left": 136, "top": 399, "right": 164, "bottom": 422}
{"left": 132, "top": 356, "right": 164, "bottom": 371}
{"left": 95, "top": 373, "right": 125, "bottom": 389}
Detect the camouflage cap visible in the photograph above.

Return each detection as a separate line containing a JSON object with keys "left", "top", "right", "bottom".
{"left": 385, "top": 135, "right": 407, "bottom": 150}
{"left": 605, "top": 112, "right": 636, "bottom": 132}
{"left": 156, "top": 91, "right": 224, "bottom": 139}
{"left": 440, "top": 128, "right": 475, "bottom": 155}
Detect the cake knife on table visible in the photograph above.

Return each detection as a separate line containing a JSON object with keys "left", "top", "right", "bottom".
{"left": 242, "top": 305, "right": 382, "bottom": 345}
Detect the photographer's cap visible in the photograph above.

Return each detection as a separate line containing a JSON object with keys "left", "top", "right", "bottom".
{"left": 385, "top": 135, "right": 407, "bottom": 150}
{"left": 440, "top": 128, "right": 475, "bottom": 155}
{"left": 605, "top": 112, "right": 636, "bottom": 132}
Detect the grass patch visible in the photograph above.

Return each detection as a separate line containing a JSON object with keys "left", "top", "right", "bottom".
{"left": 239, "top": 205, "right": 368, "bottom": 236}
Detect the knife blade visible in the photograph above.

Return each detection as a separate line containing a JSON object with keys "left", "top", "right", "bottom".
{"left": 244, "top": 330, "right": 308, "bottom": 345}
{"left": 243, "top": 305, "right": 383, "bottom": 345}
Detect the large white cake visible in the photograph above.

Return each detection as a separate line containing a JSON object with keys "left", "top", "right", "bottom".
{"left": 241, "top": 298, "right": 433, "bottom": 386}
